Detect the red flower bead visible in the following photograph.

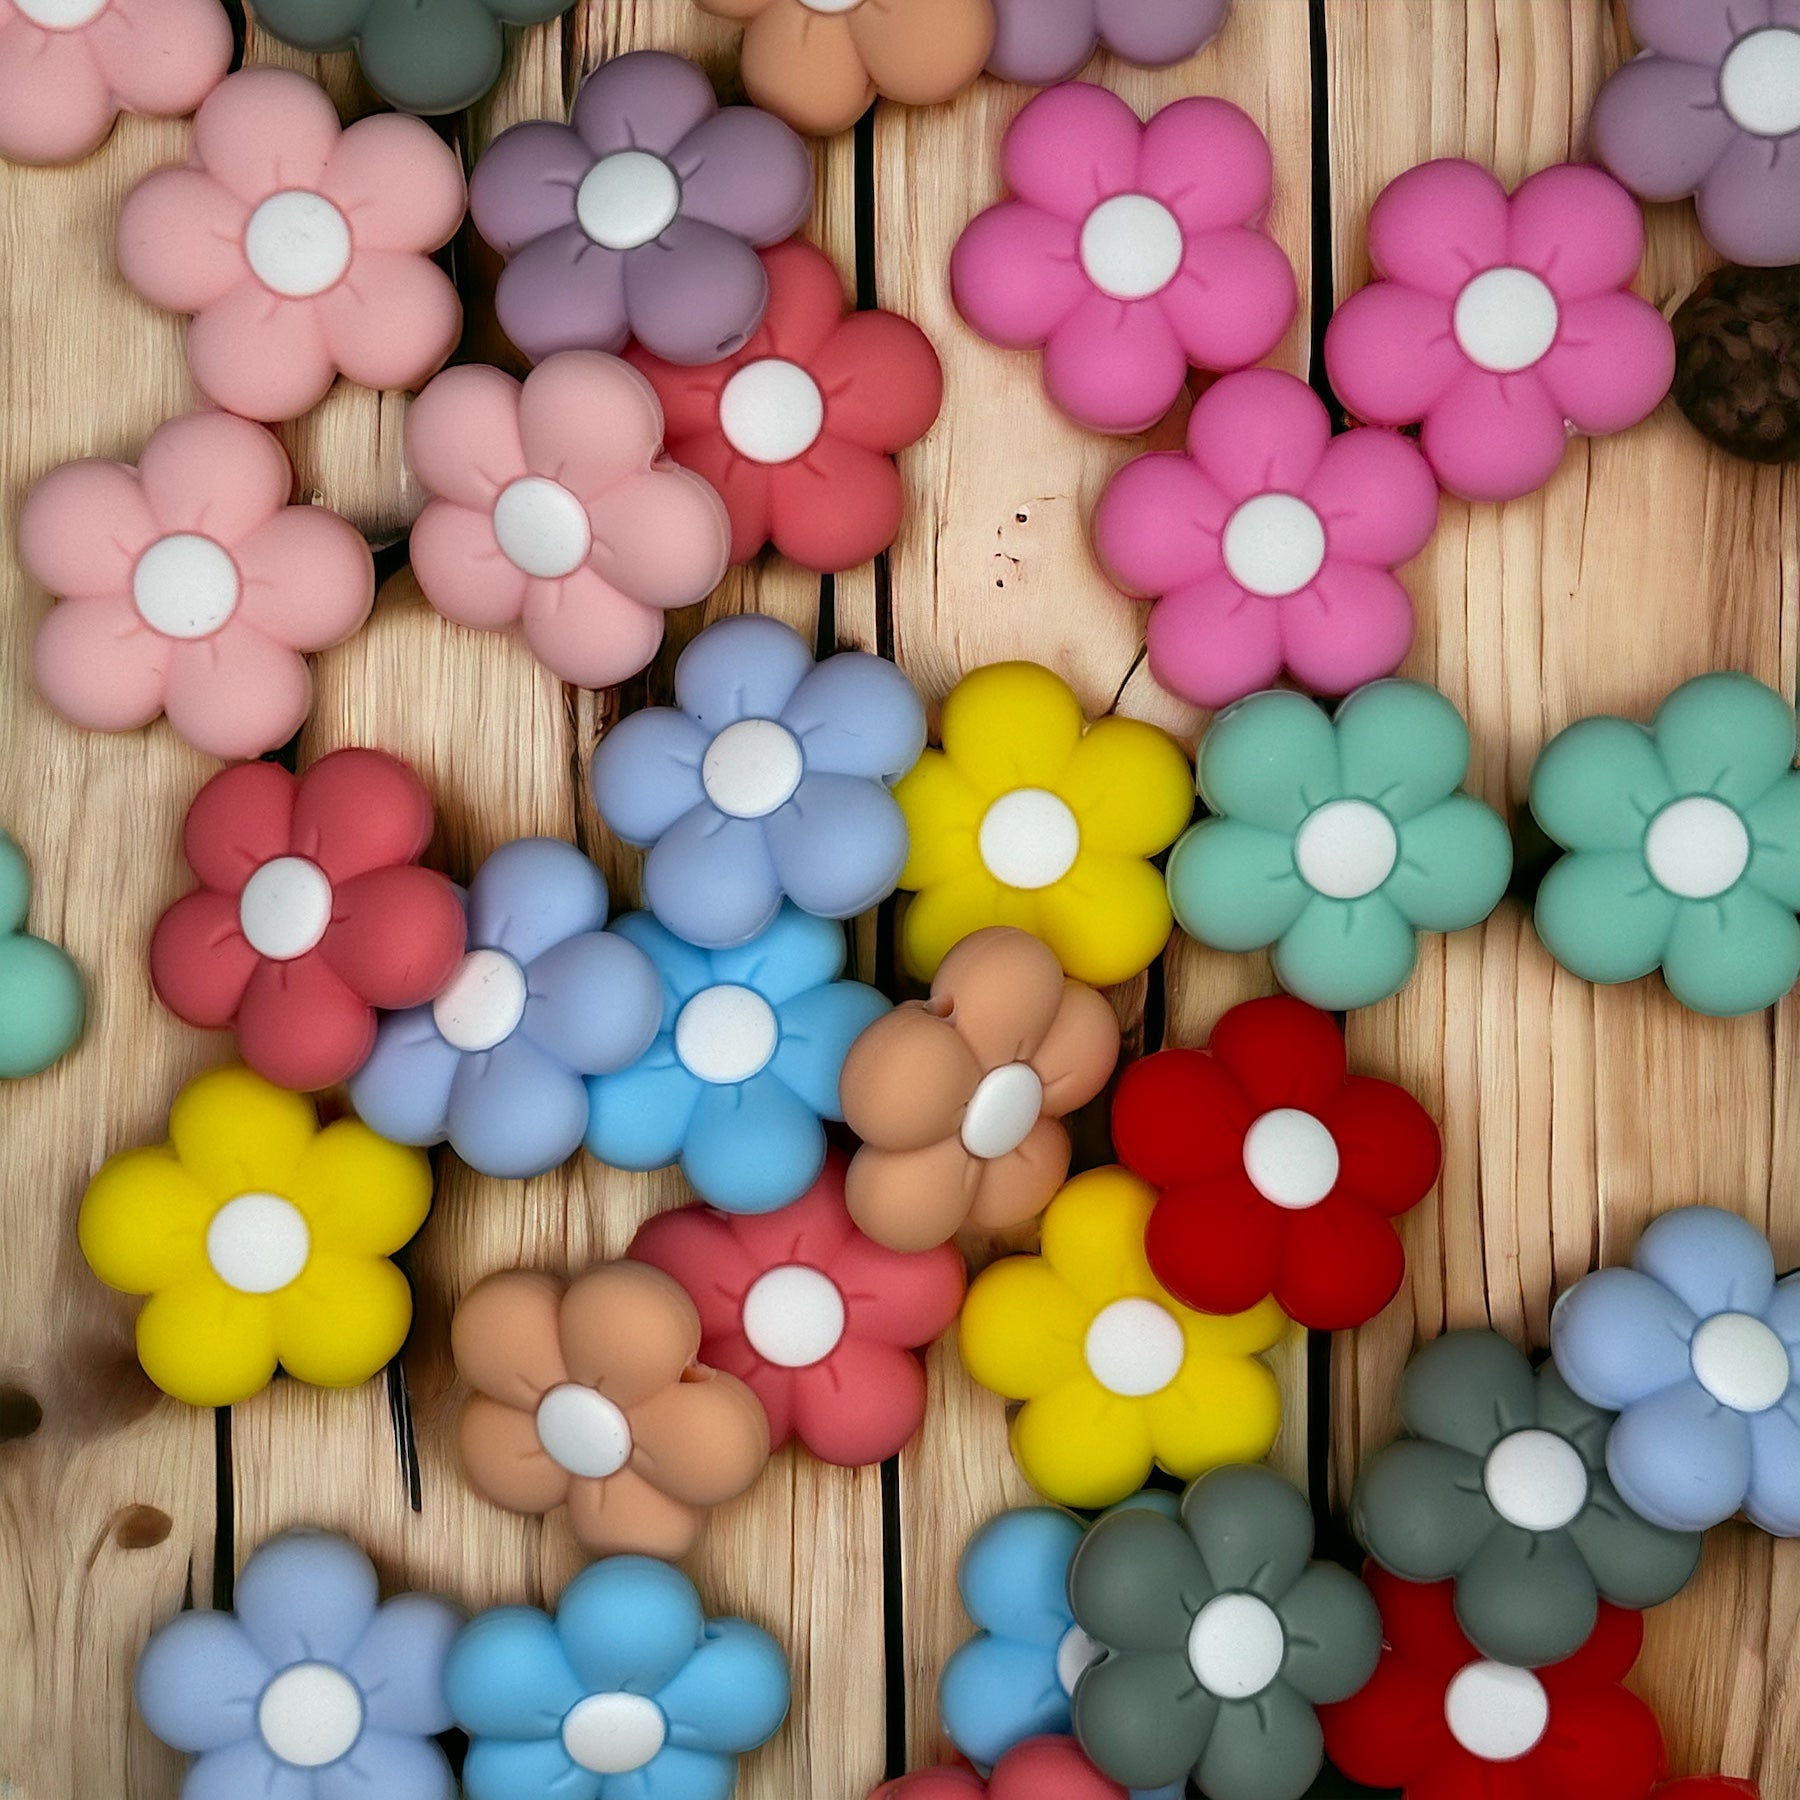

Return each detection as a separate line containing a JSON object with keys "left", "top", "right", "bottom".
{"left": 625, "top": 239, "right": 943, "bottom": 574}
{"left": 629, "top": 1148, "right": 965, "bottom": 1467}
{"left": 1112, "top": 995, "right": 1440, "bottom": 1331}
{"left": 871, "top": 1738, "right": 1125, "bottom": 1800}
{"left": 1319, "top": 1566, "right": 1666, "bottom": 1800}
{"left": 150, "top": 750, "right": 464, "bottom": 1091}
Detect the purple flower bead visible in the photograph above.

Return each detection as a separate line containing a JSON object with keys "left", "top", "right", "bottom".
{"left": 1592, "top": 0, "right": 1800, "bottom": 266}
{"left": 469, "top": 49, "right": 814, "bottom": 367}
{"left": 988, "top": 0, "right": 1231, "bottom": 85}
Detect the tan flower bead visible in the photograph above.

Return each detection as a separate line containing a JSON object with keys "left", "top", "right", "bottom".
{"left": 841, "top": 927, "right": 1121, "bottom": 1252}
{"left": 452, "top": 1261, "right": 770, "bottom": 1558}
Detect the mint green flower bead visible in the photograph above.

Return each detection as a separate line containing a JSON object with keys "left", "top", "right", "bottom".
{"left": 1530, "top": 672, "right": 1800, "bottom": 1017}
{"left": 1168, "top": 681, "right": 1513, "bottom": 1010}
{"left": 0, "top": 830, "right": 84, "bottom": 1079}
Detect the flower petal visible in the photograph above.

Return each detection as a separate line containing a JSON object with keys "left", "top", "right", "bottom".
{"left": 452, "top": 1266, "right": 569, "bottom": 1405}
{"left": 406, "top": 363, "right": 527, "bottom": 506}
{"left": 462, "top": 1738, "right": 596, "bottom": 1800}
{"left": 960, "top": 1255, "right": 1089, "bottom": 1398}
{"left": 1745, "top": 773, "right": 1800, "bottom": 909}
{"left": 409, "top": 501, "right": 531, "bottom": 632}
{"left": 623, "top": 219, "right": 771, "bottom": 366}
{"left": 325, "top": 114, "right": 465, "bottom": 255}
{"left": 458, "top": 1393, "right": 571, "bottom": 1515}
{"left": 234, "top": 507, "right": 375, "bottom": 653}
{"left": 1530, "top": 713, "right": 1673, "bottom": 852}
{"left": 846, "top": 0, "right": 993, "bottom": 103}
{"left": 1012, "top": 1372, "right": 1157, "bottom": 1507}
{"left": 448, "top": 1038, "right": 590, "bottom": 1179}
{"left": 345, "top": 1594, "right": 462, "bottom": 1736}
{"left": 181, "top": 1742, "right": 312, "bottom": 1800}
{"left": 1198, "top": 688, "right": 1339, "bottom": 826}
{"left": 1004, "top": 82, "right": 1143, "bottom": 222}
{"left": 150, "top": 409, "right": 295, "bottom": 542}
{"left": 590, "top": 713, "right": 709, "bottom": 849}
{"left": 318, "top": 1730, "right": 452, "bottom": 1800}
{"left": 1745, "top": 1396, "right": 1800, "bottom": 1534}
{"left": 523, "top": 566, "right": 668, "bottom": 688}
{"left": 470, "top": 120, "right": 588, "bottom": 254}
{"left": 640, "top": 812, "right": 781, "bottom": 949}
{"left": 940, "top": 1634, "right": 1069, "bottom": 1768}
{"left": 655, "top": 1617, "right": 789, "bottom": 1752}
{"left": 1636, "top": 1203, "right": 1777, "bottom": 1317}
{"left": 1552, "top": 1264, "right": 1699, "bottom": 1411}
{"left": 1697, "top": 130, "right": 1800, "bottom": 268}
{"left": 322, "top": 864, "right": 464, "bottom": 1010}
{"left": 1198, "top": 1677, "right": 1324, "bottom": 1800}
{"left": 1044, "top": 291, "right": 1188, "bottom": 434}
{"left": 952, "top": 200, "right": 1088, "bottom": 349}
{"left": 586, "top": 1049, "right": 702, "bottom": 1172}
{"left": 1457, "top": 1522, "right": 1599, "bottom": 1667}
{"left": 768, "top": 435, "right": 907, "bottom": 572}
{"left": 1094, "top": 450, "right": 1230, "bottom": 598}
{"left": 318, "top": 250, "right": 460, "bottom": 393}
{"left": 1353, "top": 1438, "right": 1492, "bottom": 1583}
{"left": 0, "top": 21, "right": 113, "bottom": 164}
{"left": 1534, "top": 849, "right": 1675, "bottom": 984}
{"left": 1279, "top": 564, "right": 1417, "bottom": 698}
{"left": 556, "top": 1554, "right": 706, "bottom": 1695}
{"left": 812, "top": 310, "right": 943, "bottom": 453}
{"left": 1278, "top": 1562, "right": 1381, "bottom": 1703}
{"left": 1143, "top": 1175, "right": 1282, "bottom": 1316}
{"left": 1324, "top": 281, "right": 1463, "bottom": 426}
{"left": 1420, "top": 365, "right": 1570, "bottom": 504}
{"left": 1324, "top": 1074, "right": 1439, "bottom": 1213}
{"left": 1506, "top": 163, "right": 1647, "bottom": 301}
{"left": 1058, "top": 717, "right": 1193, "bottom": 856}
{"left": 116, "top": 169, "right": 248, "bottom": 314}
{"left": 765, "top": 774, "right": 909, "bottom": 919}
{"left": 77, "top": 1148, "right": 211, "bottom": 1296}
{"left": 790, "top": 1336, "right": 928, "bottom": 1464}
{"left": 1628, "top": 0, "right": 1743, "bottom": 62}
{"left": 234, "top": 1530, "right": 379, "bottom": 1667}
{"left": 1187, "top": 368, "right": 1328, "bottom": 500}
{"left": 1036, "top": 851, "right": 1174, "bottom": 987}
{"left": 1335, "top": 680, "right": 1472, "bottom": 821}
{"left": 1068, "top": 1506, "right": 1207, "bottom": 1650}
{"left": 1606, "top": 1380, "right": 1752, "bottom": 1532}
{"left": 164, "top": 627, "right": 314, "bottom": 761}
{"left": 1071, "top": 1647, "right": 1211, "bottom": 1790}
{"left": 961, "top": 1504, "right": 1084, "bottom": 1644}
{"left": 521, "top": 933, "right": 660, "bottom": 1077}
{"left": 186, "top": 286, "right": 336, "bottom": 423}
{"left": 1146, "top": 573, "right": 1286, "bottom": 711}
{"left": 1662, "top": 883, "right": 1800, "bottom": 1017}
{"left": 1369, "top": 159, "right": 1510, "bottom": 296}
{"left": 1149, "top": 1350, "right": 1282, "bottom": 1479}
{"left": 1137, "top": 94, "right": 1273, "bottom": 233}
{"left": 1566, "top": 1475, "right": 1703, "bottom": 1611}
{"left": 1159, "top": 226, "right": 1298, "bottom": 373}
{"left": 348, "top": 1012, "right": 458, "bottom": 1147}
{"left": 1388, "top": 794, "right": 1512, "bottom": 931}
{"left": 1401, "top": 1329, "right": 1537, "bottom": 1452}
{"left": 497, "top": 225, "right": 630, "bottom": 361}
{"left": 574, "top": 47, "right": 719, "bottom": 158}
{"left": 445, "top": 1606, "right": 584, "bottom": 1738}
{"left": 1538, "top": 291, "right": 1674, "bottom": 435}
{"left": 33, "top": 599, "right": 170, "bottom": 734}
{"left": 289, "top": 1117, "right": 431, "bottom": 1256}
{"left": 194, "top": 67, "right": 340, "bottom": 206}
{"left": 1274, "top": 1191, "right": 1408, "bottom": 1330}
{"left": 671, "top": 105, "right": 813, "bottom": 244}
{"left": 889, "top": 745, "right": 986, "bottom": 875}
{"left": 149, "top": 890, "right": 258, "bottom": 1030}
{"left": 631, "top": 1365, "right": 768, "bottom": 1501}
{"left": 682, "top": 1071, "right": 829, "bottom": 1212}
{"left": 135, "top": 1611, "right": 268, "bottom": 1753}
{"left": 1655, "top": 671, "right": 1800, "bottom": 809}
{"left": 1166, "top": 818, "right": 1310, "bottom": 953}
{"left": 1591, "top": 52, "right": 1737, "bottom": 201}
{"left": 274, "top": 1253, "right": 411, "bottom": 1387}
{"left": 1305, "top": 425, "right": 1440, "bottom": 565}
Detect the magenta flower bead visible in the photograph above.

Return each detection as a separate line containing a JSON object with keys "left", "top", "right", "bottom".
{"left": 1323, "top": 160, "right": 1675, "bottom": 503}
{"left": 1094, "top": 369, "right": 1439, "bottom": 710}
{"left": 951, "top": 82, "right": 1297, "bottom": 436}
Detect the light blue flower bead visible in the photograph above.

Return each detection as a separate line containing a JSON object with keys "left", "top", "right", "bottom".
{"left": 349, "top": 838, "right": 663, "bottom": 1180}
{"left": 589, "top": 614, "right": 927, "bottom": 949}
{"left": 134, "top": 1529, "right": 463, "bottom": 1800}
{"left": 1552, "top": 1205, "right": 1800, "bottom": 1535}
{"left": 447, "top": 1555, "right": 790, "bottom": 1800}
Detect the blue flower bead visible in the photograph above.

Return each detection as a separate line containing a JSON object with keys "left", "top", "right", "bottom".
{"left": 447, "top": 1555, "right": 790, "bottom": 1800}
{"left": 1552, "top": 1205, "right": 1800, "bottom": 1535}
{"left": 585, "top": 903, "right": 889, "bottom": 1212}
{"left": 134, "top": 1529, "right": 462, "bottom": 1799}
{"left": 349, "top": 838, "right": 662, "bottom": 1180}
{"left": 589, "top": 613, "right": 927, "bottom": 949}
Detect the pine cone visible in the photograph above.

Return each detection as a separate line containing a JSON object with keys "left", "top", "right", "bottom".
{"left": 1672, "top": 264, "right": 1800, "bottom": 465}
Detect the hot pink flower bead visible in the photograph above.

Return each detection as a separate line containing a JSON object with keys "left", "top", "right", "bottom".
{"left": 951, "top": 82, "right": 1297, "bottom": 436}
{"left": 1094, "top": 368, "right": 1438, "bottom": 708}
{"left": 1323, "top": 159, "right": 1675, "bottom": 503}
{"left": 22, "top": 412, "right": 374, "bottom": 760}
{"left": 405, "top": 352, "right": 731, "bottom": 688}
{"left": 117, "top": 67, "right": 466, "bottom": 423}
{"left": 0, "top": 0, "right": 232, "bottom": 166}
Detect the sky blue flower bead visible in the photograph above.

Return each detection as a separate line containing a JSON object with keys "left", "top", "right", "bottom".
{"left": 348, "top": 838, "right": 663, "bottom": 1180}
{"left": 585, "top": 902, "right": 889, "bottom": 1212}
{"left": 134, "top": 1528, "right": 462, "bottom": 1799}
{"left": 447, "top": 1555, "right": 790, "bottom": 1800}
{"left": 589, "top": 614, "right": 927, "bottom": 950}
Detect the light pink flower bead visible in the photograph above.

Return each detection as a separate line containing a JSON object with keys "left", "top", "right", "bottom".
{"left": 22, "top": 412, "right": 375, "bottom": 760}
{"left": 405, "top": 352, "right": 731, "bottom": 689}
{"left": 0, "top": 0, "right": 232, "bottom": 166}
{"left": 1323, "top": 159, "right": 1675, "bottom": 503}
{"left": 950, "top": 81, "right": 1297, "bottom": 436}
{"left": 1095, "top": 369, "right": 1438, "bottom": 709}
{"left": 117, "top": 67, "right": 466, "bottom": 423}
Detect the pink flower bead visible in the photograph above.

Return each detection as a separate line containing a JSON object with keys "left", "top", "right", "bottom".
{"left": 951, "top": 82, "right": 1297, "bottom": 435}
{"left": 117, "top": 67, "right": 466, "bottom": 423}
{"left": 405, "top": 352, "right": 731, "bottom": 689}
{"left": 1094, "top": 368, "right": 1438, "bottom": 708}
{"left": 0, "top": 0, "right": 232, "bottom": 166}
{"left": 22, "top": 412, "right": 374, "bottom": 760}
{"left": 1323, "top": 159, "right": 1675, "bottom": 503}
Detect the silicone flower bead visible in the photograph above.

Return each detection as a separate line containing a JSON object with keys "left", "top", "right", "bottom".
{"left": 0, "top": 0, "right": 231, "bottom": 165}
{"left": 589, "top": 613, "right": 927, "bottom": 948}
{"left": 136, "top": 1530, "right": 461, "bottom": 1799}
{"left": 1093, "top": 369, "right": 1439, "bottom": 709}
{"left": 876, "top": 1739, "right": 1128, "bottom": 1800}
{"left": 627, "top": 240, "right": 944, "bottom": 573}
{"left": 1068, "top": 1465, "right": 1381, "bottom": 1800}
{"left": 1351, "top": 1330, "right": 1701, "bottom": 1668}
{"left": 1592, "top": 0, "right": 1800, "bottom": 267}
{"left": 893, "top": 662, "right": 1193, "bottom": 986}
{"left": 23, "top": 412, "right": 375, "bottom": 760}
{"left": 695, "top": 0, "right": 996, "bottom": 137}
{"left": 78, "top": 1066, "right": 431, "bottom": 1406}
{"left": 1322, "top": 160, "right": 1673, "bottom": 503}
{"left": 452, "top": 1262, "right": 769, "bottom": 1558}
{"left": 841, "top": 927, "right": 1121, "bottom": 1253}
{"left": 960, "top": 1166, "right": 1285, "bottom": 1508}
{"left": 0, "top": 829, "right": 83, "bottom": 1080}
{"left": 952, "top": 84, "right": 1297, "bottom": 435}
{"left": 150, "top": 751, "right": 466, "bottom": 1092}
{"left": 584, "top": 904, "right": 888, "bottom": 1213}
{"left": 1529, "top": 673, "right": 1800, "bottom": 1018}
{"left": 349, "top": 839, "right": 662, "bottom": 1182}
{"left": 447, "top": 1555, "right": 789, "bottom": 1800}
{"left": 117, "top": 67, "right": 465, "bottom": 423}
{"left": 1551, "top": 1205, "right": 1800, "bottom": 1535}
{"left": 629, "top": 1149, "right": 965, "bottom": 1466}
{"left": 1112, "top": 995, "right": 1440, "bottom": 1331}
{"left": 1167, "top": 682, "right": 1513, "bottom": 1010}
{"left": 1319, "top": 1567, "right": 1666, "bottom": 1800}
{"left": 988, "top": 0, "right": 1230, "bottom": 85}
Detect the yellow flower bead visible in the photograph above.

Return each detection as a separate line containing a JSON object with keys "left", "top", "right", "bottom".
{"left": 960, "top": 1165, "right": 1287, "bottom": 1508}
{"left": 78, "top": 1065, "right": 432, "bottom": 1407}
{"left": 893, "top": 663, "right": 1193, "bottom": 986}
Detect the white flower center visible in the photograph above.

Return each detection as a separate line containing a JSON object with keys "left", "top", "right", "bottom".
{"left": 1444, "top": 1661, "right": 1550, "bottom": 1761}
{"left": 1452, "top": 267, "right": 1560, "bottom": 374}
{"left": 257, "top": 1662, "right": 364, "bottom": 1768}
{"left": 674, "top": 984, "right": 779, "bottom": 1085}
{"left": 206, "top": 1193, "right": 310, "bottom": 1295}
{"left": 1084, "top": 1297, "right": 1185, "bottom": 1397}
{"left": 1242, "top": 1108, "right": 1340, "bottom": 1210}
{"left": 1294, "top": 799, "right": 1398, "bottom": 900}
{"left": 433, "top": 948, "right": 528, "bottom": 1053}
{"left": 741, "top": 1264, "right": 847, "bottom": 1368}
{"left": 1079, "top": 194, "right": 1185, "bottom": 301}
{"left": 1482, "top": 1428, "right": 1590, "bottom": 1532}
{"left": 960, "top": 1062, "right": 1045, "bottom": 1159}
{"left": 535, "top": 1383, "right": 633, "bottom": 1478}
{"left": 576, "top": 149, "right": 682, "bottom": 250}
{"left": 492, "top": 477, "right": 593, "bottom": 580}
{"left": 1720, "top": 29, "right": 1800, "bottom": 137}
{"left": 978, "top": 788, "right": 1080, "bottom": 890}
{"left": 562, "top": 1692, "right": 668, "bottom": 1774}
{"left": 14, "top": 0, "right": 109, "bottom": 23}
{"left": 131, "top": 533, "right": 240, "bottom": 639}
{"left": 702, "top": 718, "right": 805, "bottom": 819}
{"left": 1186, "top": 1593, "right": 1285, "bottom": 1700}
{"left": 244, "top": 190, "right": 353, "bottom": 299}
{"left": 1056, "top": 1623, "right": 1102, "bottom": 1695}
{"left": 238, "top": 856, "right": 333, "bottom": 961}
{"left": 1643, "top": 795, "right": 1750, "bottom": 900}
{"left": 1691, "top": 1310, "right": 1792, "bottom": 1414}
{"left": 719, "top": 359, "right": 826, "bottom": 465}
{"left": 1222, "top": 494, "right": 1328, "bottom": 599}
{"left": 798, "top": 0, "right": 862, "bottom": 10}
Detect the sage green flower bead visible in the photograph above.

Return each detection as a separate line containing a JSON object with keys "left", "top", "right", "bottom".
{"left": 0, "top": 830, "right": 84, "bottom": 1079}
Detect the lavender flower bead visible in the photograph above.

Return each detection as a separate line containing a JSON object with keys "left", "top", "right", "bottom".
{"left": 348, "top": 838, "right": 662, "bottom": 1181}
{"left": 470, "top": 49, "right": 814, "bottom": 367}
{"left": 988, "top": 0, "right": 1231, "bottom": 85}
